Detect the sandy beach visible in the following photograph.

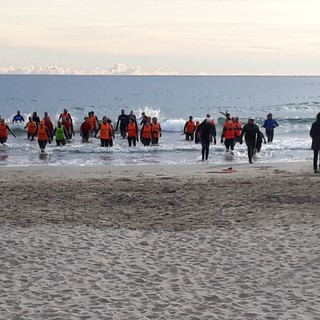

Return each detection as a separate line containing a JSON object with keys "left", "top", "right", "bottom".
{"left": 0, "top": 162, "right": 319, "bottom": 319}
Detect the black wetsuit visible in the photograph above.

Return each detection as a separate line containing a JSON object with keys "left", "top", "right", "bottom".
{"left": 241, "top": 123, "right": 260, "bottom": 163}
{"left": 310, "top": 119, "right": 320, "bottom": 171}
{"left": 196, "top": 121, "right": 216, "bottom": 160}
{"left": 116, "top": 114, "right": 129, "bottom": 138}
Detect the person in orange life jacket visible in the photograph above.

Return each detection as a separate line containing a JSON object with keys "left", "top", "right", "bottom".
{"left": 95, "top": 116, "right": 114, "bottom": 147}
{"left": 195, "top": 121, "right": 200, "bottom": 144}
{"left": 37, "top": 121, "right": 51, "bottom": 151}
{"left": 52, "top": 121, "right": 69, "bottom": 146}
{"left": 184, "top": 116, "right": 196, "bottom": 141}
{"left": 126, "top": 117, "right": 139, "bottom": 147}
{"left": 151, "top": 117, "right": 161, "bottom": 145}
{"left": 43, "top": 112, "right": 54, "bottom": 139}
{"left": 24, "top": 117, "right": 37, "bottom": 141}
{"left": 88, "top": 111, "right": 99, "bottom": 135}
{"left": 221, "top": 120, "right": 236, "bottom": 151}
{"left": 0, "top": 118, "right": 16, "bottom": 144}
{"left": 240, "top": 117, "right": 261, "bottom": 164}
{"left": 80, "top": 117, "right": 91, "bottom": 142}
{"left": 222, "top": 112, "right": 231, "bottom": 128}
{"left": 59, "top": 108, "right": 74, "bottom": 139}
{"left": 140, "top": 120, "right": 152, "bottom": 146}
{"left": 233, "top": 116, "right": 242, "bottom": 143}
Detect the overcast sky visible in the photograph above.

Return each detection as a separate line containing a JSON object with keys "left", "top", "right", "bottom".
{"left": 1, "top": 0, "right": 320, "bottom": 75}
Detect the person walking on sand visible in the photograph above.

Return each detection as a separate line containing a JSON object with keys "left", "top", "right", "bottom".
{"left": 262, "top": 113, "right": 279, "bottom": 142}
{"left": 240, "top": 117, "right": 261, "bottom": 164}
{"left": 0, "top": 118, "right": 16, "bottom": 144}
{"left": 37, "top": 121, "right": 51, "bottom": 152}
{"left": 184, "top": 116, "right": 196, "bottom": 141}
{"left": 195, "top": 117, "right": 216, "bottom": 161}
{"left": 310, "top": 112, "right": 320, "bottom": 173}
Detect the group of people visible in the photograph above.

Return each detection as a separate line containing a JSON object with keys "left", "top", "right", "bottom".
{"left": 1, "top": 109, "right": 162, "bottom": 151}
{"left": 80, "top": 109, "right": 162, "bottom": 147}
{"left": 184, "top": 112, "right": 279, "bottom": 163}
{"left": 2, "top": 108, "right": 320, "bottom": 173}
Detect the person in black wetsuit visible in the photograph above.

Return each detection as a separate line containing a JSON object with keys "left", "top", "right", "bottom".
{"left": 195, "top": 117, "right": 216, "bottom": 161}
{"left": 240, "top": 117, "right": 261, "bottom": 163}
{"left": 310, "top": 112, "right": 320, "bottom": 173}
{"left": 115, "top": 109, "right": 129, "bottom": 138}
{"left": 32, "top": 111, "right": 41, "bottom": 127}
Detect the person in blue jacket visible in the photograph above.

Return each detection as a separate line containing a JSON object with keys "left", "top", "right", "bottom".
{"left": 12, "top": 110, "right": 25, "bottom": 123}
{"left": 262, "top": 113, "right": 279, "bottom": 142}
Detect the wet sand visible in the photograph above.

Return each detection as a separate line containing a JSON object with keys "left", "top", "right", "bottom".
{"left": 0, "top": 162, "right": 319, "bottom": 319}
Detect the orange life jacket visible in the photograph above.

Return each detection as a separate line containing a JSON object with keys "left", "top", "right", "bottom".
{"left": 61, "top": 112, "right": 71, "bottom": 123}
{"left": 0, "top": 123, "right": 8, "bottom": 138}
{"left": 151, "top": 123, "right": 160, "bottom": 139}
{"left": 186, "top": 120, "right": 195, "bottom": 134}
{"left": 127, "top": 123, "right": 137, "bottom": 138}
{"left": 210, "top": 119, "right": 215, "bottom": 126}
{"left": 142, "top": 125, "right": 152, "bottom": 139}
{"left": 100, "top": 123, "right": 111, "bottom": 140}
{"left": 88, "top": 116, "right": 95, "bottom": 131}
{"left": 234, "top": 121, "right": 242, "bottom": 137}
{"left": 27, "top": 121, "right": 37, "bottom": 134}
{"left": 224, "top": 122, "right": 235, "bottom": 140}
{"left": 37, "top": 125, "right": 48, "bottom": 141}
{"left": 43, "top": 116, "right": 52, "bottom": 123}
{"left": 61, "top": 113, "right": 72, "bottom": 130}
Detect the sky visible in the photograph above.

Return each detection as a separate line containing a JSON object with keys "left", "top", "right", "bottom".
{"left": 1, "top": 0, "right": 320, "bottom": 75}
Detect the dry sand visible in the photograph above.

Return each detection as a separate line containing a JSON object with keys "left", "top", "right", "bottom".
{"left": 0, "top": 162, "right": 319, "bottom": 319}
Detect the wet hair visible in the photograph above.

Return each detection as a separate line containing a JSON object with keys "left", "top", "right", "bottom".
{"left": 317, "top": 112, "right": 320, "bottom": 121}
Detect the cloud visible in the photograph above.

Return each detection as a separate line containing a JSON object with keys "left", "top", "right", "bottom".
{"left": 0, "top": 64, "right": 179, "bottom": 76}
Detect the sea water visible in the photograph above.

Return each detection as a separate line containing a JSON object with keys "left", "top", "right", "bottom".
{"left": 0, "top": 75, "right": 319, "bottom": 167}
